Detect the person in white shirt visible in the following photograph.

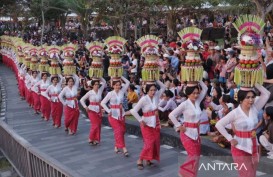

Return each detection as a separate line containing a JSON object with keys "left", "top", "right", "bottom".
{"left": 58, "top": 74, "right": 80, "bottom": 135}
{"left": 18, "top": 64, "right": 26, "bottom": 100}
{"left": 129, "top": 53, "right": 138, "bottom": 76}
{"left": 101, "top": 76, "right": 130, "bottom": 156}
{"left": 34, "top": 72, "right": 51, "bottom": 120}
{"left": 169, "top": 81, "right": 208, "bottom": 177}
{"left": 42, "top": 75, "right": 64, "bottom": 128}
{"left": 30, "top": 71, "right": 41, "bottom": 114}
{"left": 130, "top": 80, "right": 166, "bottom": 170}
{"left": 80, "top": 78, "right": 106, "bottom": 145}
{"left": 216, "top": 85, "right": 270, "bottom": 177}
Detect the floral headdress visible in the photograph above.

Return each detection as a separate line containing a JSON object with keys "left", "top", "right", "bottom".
{"left": 104, "top": 36, "right": 126, "bottom": 54}
{"left": 233, "top": 15, "right": 265, "bottom": 48}
{"left": 178, "top": 27, "right": 203, "bottom": 51}
{"left": 86, "top": 41, "right": 105, "bottom": 57}
{"left": 136, "top": 35, "right": 160, "bottom": 55}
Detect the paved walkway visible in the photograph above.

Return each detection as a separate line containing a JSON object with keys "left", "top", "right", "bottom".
{"left": 0, "top": 64, "right": 271, "bottom": 177}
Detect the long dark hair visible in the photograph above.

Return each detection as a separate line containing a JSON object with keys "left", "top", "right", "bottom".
{"left": 66, "top": 77, "right": 75, "bottom": 85}
{"left": 237, "top": 90, "right": 256, "bottom": 103}
{"left": 144, "top": 84, "right": 157, "bottom": 94}
{"left": 185, "top": 85, "right": 199, "bottom": 96}
{"left": 212, "top": 86, "right": 222, "bottom": 105}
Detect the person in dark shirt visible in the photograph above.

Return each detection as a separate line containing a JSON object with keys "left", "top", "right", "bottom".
{"left": 259, "top": 106, "right": 273, "bottom": 158}
{"left": 263, "top": 48, "right": 273, "bottom": 104}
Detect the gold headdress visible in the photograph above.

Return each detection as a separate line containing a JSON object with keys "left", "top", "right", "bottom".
{"left": 29, "top": 47, "right": 39, "bottom": 71}
{"left": 178, "top": 27, "right": 204, "bottom": 83}
{"left": 233, "top": 15, "right": 265, "bottom": 89}
{"left": 136, "top": 35, "right": 160, "bottom": 83}
{"left": 38, "top": 47, "right": 49, "bottom": 73}
{"left": 47, "top": 46, "right": 61, "bottom": 75}
{"left": 86, "top": 41, "right": 105, "bottom": 79}
{"left": 62, "top": 43, "right": 78, "bottom": 76}
{"left": 105, "top": 36, "right": 126, "bottom": 79}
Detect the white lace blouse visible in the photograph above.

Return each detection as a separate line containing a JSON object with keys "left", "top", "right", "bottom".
{"left": 216, "top": 85, "right": 270, "bottom": 154}
{"left": 130, "top": 80, "right": 166, "bottom": 128}
{"left": 169, "top": 81, "right": 208, "bottom": 140}
{"left": 80, "top": 78, "right": 106, "bottom": 113}
{"left": 100, "top": 76, "right": 130, "bottom": 120}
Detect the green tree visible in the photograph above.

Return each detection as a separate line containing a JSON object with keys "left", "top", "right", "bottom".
{"left": 65, "top": 0, "right": 92, "bottom": 37}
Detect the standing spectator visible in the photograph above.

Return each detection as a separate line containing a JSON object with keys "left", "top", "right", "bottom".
{"left": 259, "top": 107, "right": 273, "bottom": 158}
{"left": 129, "top": 52, "right": 138, "bottom": 77}
{"left": 225, "top": 49, "right": 237, "bottom": 82}
{"left": 121, "top": 54, "right": 130, "bottom": 79}
{"left": 169, "top": 50, "right": 179, "bottom": 73}
{"left": 202, "top": 43, "right": 211, "bottom": 61}
{"left": 215, "top": 56, "right": 227, "bottom": 84}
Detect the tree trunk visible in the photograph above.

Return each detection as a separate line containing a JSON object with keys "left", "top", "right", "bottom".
{"left": 167, "top": 11, "right": 177, "bottom": 39}
{"left": 252, "top": 0, "right": 273, "bottom": 21}
{"left": 119, "top": 19, "right": 124, "bottom": 37}
{"left": 113, "top": 19, "right": 120, "bottom": 36}
{"left": 134, "top": 18, "right": 137, "bottom": 40}
{"left": 40, "top": 0, "right": 45, "bottom": 47}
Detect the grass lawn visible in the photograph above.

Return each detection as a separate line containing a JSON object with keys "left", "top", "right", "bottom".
{"left": 0, "top": 158, "right": 11, "bottom": 170}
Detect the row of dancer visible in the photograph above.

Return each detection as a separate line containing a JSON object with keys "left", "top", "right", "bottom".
{"left": 18, "top": 65, "right": 81, "bottom": 134}
{"left": 5, "top": 48, "right": 271, "bottom": 176}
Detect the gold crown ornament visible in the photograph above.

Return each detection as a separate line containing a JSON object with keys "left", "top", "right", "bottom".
{"left": 105, "top": 36, "right": 126, "bottom": 78}
{"left": 178, "top": 27, "right": 204, "bottom": 82}
{"left": 86, "top": 41, "right": 105, "bottom": 79}
{"left": 136, "top": 35, "right": 160, "bottom": 83}
{"left": 233, "top": 15, "right": 265, "bottom": 89}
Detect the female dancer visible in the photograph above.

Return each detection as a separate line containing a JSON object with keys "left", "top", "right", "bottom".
{"left": 30, "top": 71, "right": 41, "bottom": 114}
{"left": 80, "top": 78, "right": 106, "bottom": 145}
{"left": 101, "top": 76, "right": 130, "bottom": 156}
{"left": 130, "top": 80, "right": 165, "bottom": 170}
{"left": 42, "top": 75, "right": 64, "bottom": 128}
{"left": 169, "top": 81, "right": 208, "bottom": 177}
{"left": 34, "top": 72, "right": 51, "bottom": 120}
{"left": 18, "top": 64, "right": 26, "bottom": 100}
{"left": 216, "top": 85, "right": 270, "bottom": 177}
{"left": 58, "top": 74, "right": 80, "bottom": 135}
{"left": 25, "top": 68, "right": 33, "bottom": 107}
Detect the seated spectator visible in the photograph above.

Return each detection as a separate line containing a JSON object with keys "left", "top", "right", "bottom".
{"left": 158, "top": 90, "right": 177, "bottom": 126}
{"left": 207, "top": 94, "right": 235, "bottom": 148}
{"left": 200, "top": 100, "right": 210, "bottom": 135}
{"left": 127, "top": 84, "right": 138, "bottom": 110}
